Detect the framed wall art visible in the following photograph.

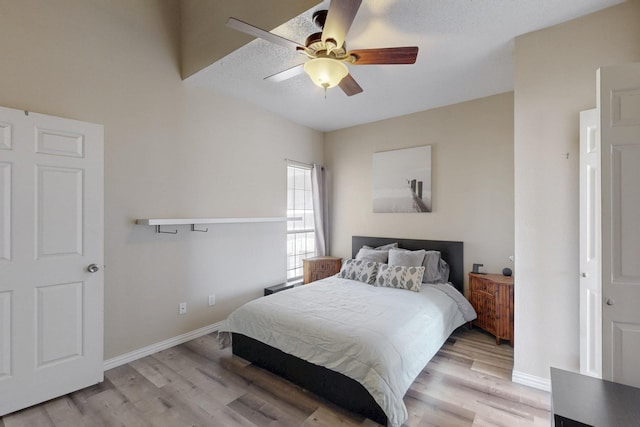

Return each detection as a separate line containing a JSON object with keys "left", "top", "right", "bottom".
{"left": 372, "top": 145, "right": 432, "bottom": 213}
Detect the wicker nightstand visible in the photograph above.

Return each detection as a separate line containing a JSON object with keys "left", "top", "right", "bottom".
{"left": 468, "top": 272, "right": 514, "bottom": 346}
{"left": 303, "top": 256, "right": 342, "bottom": 284}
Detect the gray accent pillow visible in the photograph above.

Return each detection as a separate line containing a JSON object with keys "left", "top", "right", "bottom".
{"left": 362, "top": 242, "right": 399, "bottom": 251}
{"left": 438, "top": 258, "right": 450, "bottom": 282}
{"left": 422, "top": 251, "right": 450, "bottom": 283}
{"left": 375, "top": 264, "right": 425, "bottom": 292}
{"left": 338, "top": 259, "right": 379, "bottom": 284}
{"left": 388, "top": 248, "right": 426, "bottom": 267}
{"left": 355, "top": 247, "right": 389, "bottom": 263}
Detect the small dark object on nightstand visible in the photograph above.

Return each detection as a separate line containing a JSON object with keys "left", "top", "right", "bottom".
{"left": 502, "top": 268, "right": 512, "bottom": 276}
{"left": 472, "top": 263, "right": 486, "bottom": 274}
{"left": 264, "top": 283, "right": 294, "bottom": 296}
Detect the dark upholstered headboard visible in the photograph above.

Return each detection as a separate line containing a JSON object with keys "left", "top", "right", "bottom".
{"left": 352, "top": 236, "right": 464, "bottom": 294}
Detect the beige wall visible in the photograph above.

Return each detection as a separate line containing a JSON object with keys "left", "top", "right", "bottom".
{"left": 3, "top": 0, "right": 637, "bottom": 378}
{"left": 513, "top": 1, "right": 640, "bottom": 382}
{"left": 325, "top": 93, "right": 515, "bottom": 292}
{"left": 0, "top": 0, "right": 323, "bottom": 358}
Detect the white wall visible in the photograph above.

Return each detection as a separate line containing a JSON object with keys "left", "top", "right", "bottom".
{"left": 325, "top": 93, "right": 515, "bottom": 292}
{"left": 0, "top": 0, "right": 323, "bottom": 358}
{"left": 513, "top": 1, "right": 640, "bottom": 383}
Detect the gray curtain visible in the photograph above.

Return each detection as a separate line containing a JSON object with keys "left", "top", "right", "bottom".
{"left": 311, "top": 164, "right": 329, "bottom": 256}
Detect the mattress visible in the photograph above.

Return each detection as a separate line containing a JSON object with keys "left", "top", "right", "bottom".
{"left": 227, "top": 276, "right": 474, "bottom": 427}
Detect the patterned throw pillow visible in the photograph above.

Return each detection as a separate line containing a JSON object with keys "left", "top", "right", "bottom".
{"left": 337, "top": 259, "right": 379, "bottom": 284}
{"left": 375, "top": 264, "right": 425, "bottom": 292}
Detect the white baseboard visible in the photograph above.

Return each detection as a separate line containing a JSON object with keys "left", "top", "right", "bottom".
{"left": 512, "top": 370, "right": 551, "bottom": 392}
{"left": 103, "top": 321, "right": 225, "bottom": 371}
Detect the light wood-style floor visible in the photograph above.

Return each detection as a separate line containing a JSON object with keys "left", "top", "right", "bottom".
{"left": 0, "top": 328, "right": 550, "bottom": 427}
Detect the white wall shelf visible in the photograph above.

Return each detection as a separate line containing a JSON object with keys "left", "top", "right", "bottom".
{"left": 135, "top": 217, "right": 296, "bottom": 234}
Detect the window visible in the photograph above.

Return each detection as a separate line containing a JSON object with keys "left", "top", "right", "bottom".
{"left": 287, "top": 163, "right": 315, "bottom": 281}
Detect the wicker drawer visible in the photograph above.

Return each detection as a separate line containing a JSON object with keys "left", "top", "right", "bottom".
{"left": 471, "top": 277, "right": 495, "bottom": 294}
{"left": 303, "top": 256, "right": 342, "bottom": 284}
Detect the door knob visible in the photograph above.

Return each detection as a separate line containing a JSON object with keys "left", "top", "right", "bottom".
{"left": 87, "top": 264, "right": 100, "bottom": 273}
{"left": 606, "top": 298, "right": 615, "bottom": 306}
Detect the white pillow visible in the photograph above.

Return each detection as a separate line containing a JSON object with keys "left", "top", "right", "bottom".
{"left": 388, "top": 248, "right": 426, "bottom": 267}
{"left": 375, "top": 264, "right": 425, "bottom": 292}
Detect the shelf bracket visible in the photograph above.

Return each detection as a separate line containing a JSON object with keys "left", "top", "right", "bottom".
{"left": 155, "top": 225, "right": 178, "bottom": 234}
{"left": 191, "top": 224, "right": 208, "bottom": 233}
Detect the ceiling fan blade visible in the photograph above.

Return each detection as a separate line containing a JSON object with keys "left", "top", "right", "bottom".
{"left": 264, "top": 63, "right": 305, "bottom": 82}
{"left": 322, "top": 0, "right": 362, "bottom": 48}
{"left": 339, "top": 73, "right": 363, "bottom": 96}
{"left": 226, "top": 17, "right": 303, "bottom": 51}
{"left": 349, "top": 47, "right": 419, "bottom": 65}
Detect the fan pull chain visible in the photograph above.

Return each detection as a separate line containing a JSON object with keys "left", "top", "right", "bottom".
{"left": 322, "top": 82, "right": 329, "bottom": 99}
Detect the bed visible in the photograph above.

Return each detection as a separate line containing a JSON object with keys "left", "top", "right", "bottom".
{"left": 228, "top": 236, "right": 474, "bottom": 427}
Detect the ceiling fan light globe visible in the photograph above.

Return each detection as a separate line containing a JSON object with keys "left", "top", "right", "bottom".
{"left": 303, "top": 58, "right": 348, "bottom": 89}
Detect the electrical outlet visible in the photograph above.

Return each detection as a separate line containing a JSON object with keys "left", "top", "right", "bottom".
{"left": 179, "top": 302, "right": 187, "bottom": 315}
{"left": 208, "top": 294, "right": 216, "bottom": 307}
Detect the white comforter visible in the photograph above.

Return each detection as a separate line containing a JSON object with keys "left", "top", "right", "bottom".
{"left": 227, "top": 276, "right": 473, "bottom": 427}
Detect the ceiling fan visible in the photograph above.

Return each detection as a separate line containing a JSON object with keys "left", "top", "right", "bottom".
{"left": 226, "top": 0, "right": 419, "bottom": 96}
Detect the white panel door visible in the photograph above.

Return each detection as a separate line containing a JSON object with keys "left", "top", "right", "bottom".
{"left": 599, "top": 62, "right": 640, "bottom": 387}
{"left": 579, "top": 108, "right": 601, "bottom": 378}
{"left": 0, "top": 106, "right": 104, "bottom": 415}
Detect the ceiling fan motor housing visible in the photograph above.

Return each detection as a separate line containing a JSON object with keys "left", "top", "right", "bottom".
{"left": 305, "top": 31, "right": 345, "bottom": 58}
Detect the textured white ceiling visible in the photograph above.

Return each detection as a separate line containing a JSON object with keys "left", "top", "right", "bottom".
{"left": 186, "top": 0, "right": 624, "bottom": 132}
